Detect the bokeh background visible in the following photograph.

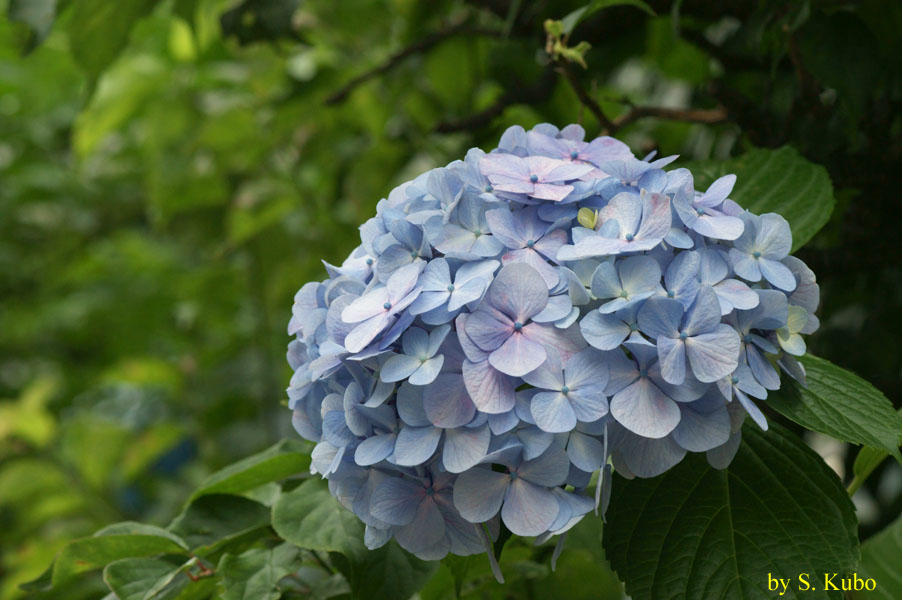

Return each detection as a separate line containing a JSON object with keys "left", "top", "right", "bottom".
{"left": 1, "top": 0, "right": 900, "bottom": 598}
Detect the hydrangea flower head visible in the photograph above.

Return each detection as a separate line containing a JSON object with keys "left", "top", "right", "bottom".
{"left": 286, "top": 124, "right": 819, "bottom": 572}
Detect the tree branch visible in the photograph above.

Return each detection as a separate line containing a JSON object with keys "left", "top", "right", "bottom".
{"left": 555, "top": 63, "right": 615, "bottom": 132}
{"left": 325, "top": 22, "right": 502, "bottom": 105}
{"left": 612, "top": 104, "right": 728, "bottom": 129}
{"left": 433, "top": 66, "right": 557, "bottom": 133}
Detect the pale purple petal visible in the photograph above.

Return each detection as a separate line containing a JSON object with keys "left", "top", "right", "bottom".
{"left": 682, "top": 285, "right": 722, "bottom": 336}
{"left": 530, "top": 391, "right": 577, "bottom": 433}
{"left": 655, "top": 335, "right": 686, "bottom": 385}
{"left": 486, "top": 263, "right": 549, "bottom": 322}
{"left": 465, "top": 309, "right": 512, "bottom": 352}
{"left": 521, "top": 349, "right": 564, "bottom": 390}
{"left": 580, "top": 311, "right": 630, "bottom": 350}
{"left": 423, "top": 374, "right": 476, "bottom": 428}
{"left": 685, "top": 324, "right": 740, "bottom": 382}
{"left": 462, "top": 359, "right": 515, "bottom": 414}
{"left": 610, "top": 378, "right": 681, "bottom": 438}
{"left": 489, "top": 333, "right": 547, "bottom": 377}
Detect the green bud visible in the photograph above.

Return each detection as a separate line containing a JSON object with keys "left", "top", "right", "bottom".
{"left": 577, "top": 207, "right": 597, "bottom": 229}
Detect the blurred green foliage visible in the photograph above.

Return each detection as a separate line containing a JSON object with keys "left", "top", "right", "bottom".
{"left": 0, "top": 0, "right": 900, "bottom": 598}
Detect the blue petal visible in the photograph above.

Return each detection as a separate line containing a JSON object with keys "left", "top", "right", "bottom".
{"left": 501, "top": 479, "right": 560, "bottom": 536}
{"left": 393, "top": 425, "right": 442, "bottom": 466}
{"left": 453, "top": 467, "right": 510, "bottom": 523}
{"left": 370, "top": 477, "right": 422, "bottom": 525}
{"left": 443, "top": 424, "right": 491, "bottom": 473}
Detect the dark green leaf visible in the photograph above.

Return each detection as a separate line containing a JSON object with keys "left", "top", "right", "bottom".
{"left": 561, "top": 0, "right": 655, "bottom": 35}
{"left": 680, "top": 146, "right": 835, "bottom": 251}
{"left": 51, "top": 528, "right": 189, "bottom": 586}
{"left": 768, "top": 355, "right": 902, "bottom": 460}
{"left": 220, "top": 0, "right": 302, "bottom": 45}
{"left": 65, "top": 0, "right": 159, "bottom": 83}
{"left": 331, "top": 541, "right": 437, "bottom": 600}
{"left": 217, "top": 543, "right": 301, "bottom": 600}
{"left": 168, "top": 494, "right": 271, "bottom": 555}
{"left": 851, "top": 514, "right": 902, "bottom": 599}
{"left": 603, "top": 422, "right": 859, "bottom": 600}
{"left": 271, "top": 478, "right": 366, "bottom": 558}
{"left": 188, "top": 438, "right": 310, "bottom": 502}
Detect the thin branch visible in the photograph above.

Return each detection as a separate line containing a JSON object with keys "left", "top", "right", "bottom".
{"left": 555, "top": 61, "right": 727, "bottom": 133}
{"left": 325, "top": 22, "right": 502, "bottom": 105}
{"left": 433, "top": 67, "right": 557, "bottom": 133}
{"left": 555, "top": 63, "right": 615, "bottom": 132}
{"left": 612, "top": 105, "right": 728, "bottom": 130}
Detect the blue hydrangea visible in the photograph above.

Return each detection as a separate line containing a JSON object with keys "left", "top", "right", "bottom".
{"left": 285, "top": 123, "right": 819, "bottom": 574}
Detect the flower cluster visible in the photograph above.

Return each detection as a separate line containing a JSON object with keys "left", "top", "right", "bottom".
{"left": 286, "top": 123, "right": 819, "bottom": 565}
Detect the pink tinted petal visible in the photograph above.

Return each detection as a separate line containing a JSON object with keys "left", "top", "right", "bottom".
{"left": 486, "top": 263, "right": 549, "bottom": 322}
{"left": 531, "top": 182, "right": 574, "bottom": 201}
{"left": 462, "top": 359, "right": 516, "bottom": 414}
{"left": 465, "top": 309, "right": 512, "bottom": 352}
{"left": 423, "top": 374, "right": 476, "bottom": 428}
{"left": 489, "top": 333, "right": 547, "bottom": 377}
{"left": 635, "top": 192, "right": 672, "bottom": 241}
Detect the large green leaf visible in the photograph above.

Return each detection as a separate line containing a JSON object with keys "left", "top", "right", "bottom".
{"left": 50, "top": 525, "right": 189, "bottom": 586}
{"left": 560, "top": 0, "right": 655, "bottom": 35}
{"left": 65, "top": 0, "right": 159, "bottom": 83}
{"left": 331, "top": 541, "right": 438, "bottom": 600}
{"left": 768, "top": 355, "right": 902, "bottom": 460}
{"left": 217, "top": 544, "right": 301, "bottom": 600}
{"left": 681, "top": 146, "right": 834, "bottom": 251}
{"left": 271, "top": 478, "right": 366, "bottom": 558}
{"left": 188, "top": 438, "right": 310, "bottom": 502}
{"left": 168, "top": 494, "right": 271, "bottom": 555}
{"left": 603, "top": 422, "right": 859, "bottom": 600}
{"left": 102, "top": 556, "right": 185, "bottom": 600}
{"left": 852, "top": 514, "right": 902, "bottom": 599}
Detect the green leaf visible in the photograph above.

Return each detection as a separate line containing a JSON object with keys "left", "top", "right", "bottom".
{"left": 603, "top": 422, "right": 859, "bottom": 600}
{"left": 65, "top": 0, "right": 159, "bottom": 84}
{"left": 680, "top": 146, "right": 835, "bottom": 251}
{"left": 851, "top": 514, "right": 902, "bottom": 599}
{"left": 95, "top": 522, "right": 189, "bottom": 550}
{"left": 271, "top": 478, "right": 366, "bottom": 558}
{"left": 51, "top": 527, "right": 189, "bottom": 586}
{"left": 7, "top": 0, "right": 62, "bottom": 52}
{"left": 102, "top": 556, "right": 184, "bottom": 600}
{"left": 331, "top": 541, "right": 438, "bottom": 600}
{"left": 168, "top": 494, "right": 271, "bottom": 555}
{"left": 561, "top": 0, "right": 655, "bottom": 36}
{"left": 188, "top": 439, "right": 310, "bottom": 502}
{"left": 217, "top": 543, "right": 301, "bottom": 600}
{"left": 768, "top": 355, "right": 902, "bottom": 460}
